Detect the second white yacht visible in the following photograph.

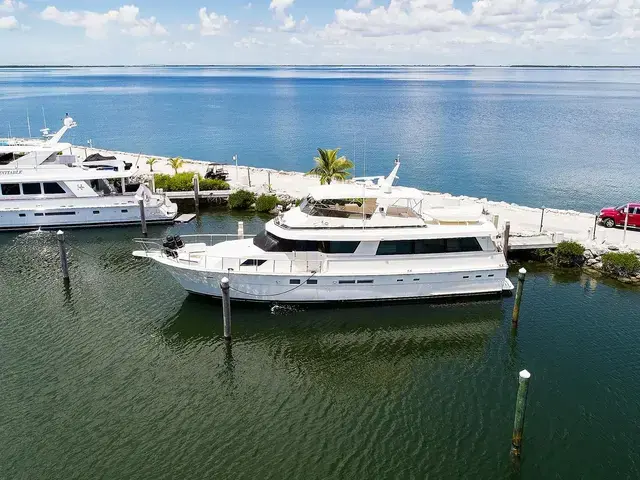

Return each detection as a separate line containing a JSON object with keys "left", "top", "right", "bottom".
{"left": 0, "top": 116, "right": 177, "bottom": 230}
{"left": 133, "top": 161, "right": 513, "bottom": 303}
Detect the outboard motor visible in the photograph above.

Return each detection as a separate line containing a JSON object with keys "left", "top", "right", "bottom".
{"left": 174, "top": 235, "right": 185, "bottom": 248}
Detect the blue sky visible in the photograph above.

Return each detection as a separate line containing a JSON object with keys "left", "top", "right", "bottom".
{"left": 1, "top": 0, "right": 639, "bottom": 64}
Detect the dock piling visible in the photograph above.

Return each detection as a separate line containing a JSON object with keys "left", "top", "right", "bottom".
{"left": 511, "top": 369, "right": 532, "bottom": 457}
{"left": 237, "top": 221, "right": 244, "bottom": 240}
{"left": 138, "top": 199, "right": 147, "bottom": 236}
{"left": 539, "top": 207, "right": 545, "bottom": 233}
{"left": 247, "top": 167, "right": 252, "bottom": 187}
{"left": 503, "top": 221, "right": 511, "bottom": 261}
{"left": 592, "top": 214, "right": 598, "bottom": 241}
{"left": 150, "top": 174, "right": 155, "bottom": 193}
{"left": 268, "top": 171, "right": 271, "bottom": 192}
{"left": 492, "top": 214, "right": 499, "bottom": 229}
{"left": 512, "top": 268, "right": 527, "bottom": 326}
{"left": 193, "top": 174, "right": 200, "bottom": 211}
{"left": 56, "top": 230, "right": 69, "bottom": 281}
{"left": 220, "top": 277, "right": 231, "bottom": 342}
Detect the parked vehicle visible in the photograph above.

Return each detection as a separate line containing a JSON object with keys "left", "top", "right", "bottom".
{"left": 599, "top": 203, "right": 640, "bottom": 228}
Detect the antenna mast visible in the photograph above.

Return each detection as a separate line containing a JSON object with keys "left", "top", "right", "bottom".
{"left": 27, "top": 111, "right": 32, "bottom": 138}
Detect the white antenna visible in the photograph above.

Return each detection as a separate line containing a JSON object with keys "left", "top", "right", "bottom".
{"left": 353, "top": 132, "right": 356, "bottom": 177}
{"left": 363, "top": 136, "right": 367, "bottom": 178}
{"left": 27, "top": 111, "right": 32, "bottom": 138}
{"left": 8, "top": 122, "right": 11, "bottom": 137}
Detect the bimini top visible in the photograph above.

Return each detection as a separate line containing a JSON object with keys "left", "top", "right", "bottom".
{"left": 307, "top": 183, "right": 424, "bottom": 201}
{"left": 307, "top": 160, "right": 423, "bottom": 201}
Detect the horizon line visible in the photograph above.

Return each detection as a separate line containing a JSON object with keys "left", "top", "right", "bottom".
{"left": 1, "top": 64, "right": 640, "bottom": 69}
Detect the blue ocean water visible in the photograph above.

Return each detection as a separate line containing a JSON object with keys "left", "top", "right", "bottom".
{"left": 1, "top": 66, "right": 639, "bottom": 212}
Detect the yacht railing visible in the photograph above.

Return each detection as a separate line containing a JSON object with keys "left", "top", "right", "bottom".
{"left": 133, "top": 234, "right": 322, "bottom": 274}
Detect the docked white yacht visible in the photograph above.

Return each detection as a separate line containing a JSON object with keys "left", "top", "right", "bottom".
{"left": 133, "top": 161, "right": 513, "bottom": 303}
{"left": 0, "top": 116, "right": 177, "bottom": 230}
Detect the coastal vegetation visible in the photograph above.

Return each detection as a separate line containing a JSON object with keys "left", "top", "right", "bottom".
{"left": 601, "top": 252, "right": 640, "bottom": 278}
{"left": 553, "top": 241, "right": 585, "bottom": 267}
{"left": 306, "top": 148, "right": 354, "bottom": 185}
{"left": 146, "top": 157, "right": 157, "bottom": 172}
{"left": 228, "top": 189, "right": 256, "bottom": 210}
{"left": 169, "top": 156, "right": 184, "bottom": 174}
{"left": 255, "top": 194, "right": 279, "bottom": 213}
{"left": 154, "top": 173, "right": 229, "bottom": 192}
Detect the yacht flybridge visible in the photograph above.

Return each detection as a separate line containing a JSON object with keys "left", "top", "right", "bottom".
{"left": 134, "top": 161, "right": 513, "bottom": 303}
{"left": 0, "top": 115, "right": 177, "bottom": 230}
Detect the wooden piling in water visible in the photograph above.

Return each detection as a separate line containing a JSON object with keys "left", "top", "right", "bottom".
{"left": 57, "top": 230, "right": 69, "bottom": 281}
{"left": 220, "top": 277, "right": 231, "bottom": 342}
{"left": 511, "top": 369, "right": 531, "bottom": 457}
{"left": 512, "top": 268, "right": 527, "bottom": 326}
{"left": 503, "top": 221, "right": 511, "bottom": 261}
{"left": 193, "top": 174, "right": 200, "bottom": 211}
{"left": 237, "top": 221, "right": 244, "bottom": 240}
{"left": 138, "top": 199, "right": 147, "bottom": 237}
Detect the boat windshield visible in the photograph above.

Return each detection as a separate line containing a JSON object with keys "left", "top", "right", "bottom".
{"left": 299, "top": 196, "right": 375, "bottom": 219}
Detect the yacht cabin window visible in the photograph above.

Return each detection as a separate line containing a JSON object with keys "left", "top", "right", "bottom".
{"left": 22, "top": 183, "right": 42, "bottom": 195}
{"left": 253, "top": 230, "right": 359, "bottom": 254}
{"left": 377, "top": 238, "right": 483, "bottom": 255}
{"left": 43, "top": 182, "right": 66, "bottom": 194}
{"left": 1, "top": 184, "right": 20, "bottom": 196}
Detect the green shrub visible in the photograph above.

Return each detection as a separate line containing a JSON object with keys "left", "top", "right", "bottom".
{"left": 255, "top": 194, "right": 279, "bottom": 213}
{"left": 200, "top": 178, "right": 229, "bottom": 191}
{"left": 228, "top": 189, "right": 256, "bottom": 210}
{"left": 553, "top": 241, "right": 585, "bottom": 267}
{"left": 154, "top": 173, "right": 229, "bottom": 192}
{"left": 601, "top": 252, "right": 640, "bottom": 277}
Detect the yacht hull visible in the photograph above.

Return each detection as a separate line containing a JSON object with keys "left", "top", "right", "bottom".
{"left": 0, "top": 204, "right": 176, "bottom": 231}
{"left": 160, "top": 262, "right": 511, "bottom": 303}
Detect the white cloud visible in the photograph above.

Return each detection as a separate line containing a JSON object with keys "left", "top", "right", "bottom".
{"left": 289, "top": 35, "right": 309, "bottom": 46}
{"left": 197, "top": 7, "right": 230, "bottom": 36}
{"left": 234, "top": 36, "right": 264, "bottom": 48}
{"left": 244, "top": 2, "right": 252, "bottom": 9}
{"left": 320, "top": 0, "right": 640, "bottom": 58}
{"left": 280, "top": 14, "right": 296, "bottom": 31}
{"left": 0, "top": 14, "right": 18, "bottom": 29}
{"left": 356, "top": 0, "right": 373, "bottom": 9}
{"left": 40, "top": 5, "right": 168, "bottom": 39}
{"left": 269, "top": 0, "right": 295, "bottom": 15}
{"left": 0, "top": 0, "right": 26, "bottom": 13}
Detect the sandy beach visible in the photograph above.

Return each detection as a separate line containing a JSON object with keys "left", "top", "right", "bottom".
{"left": 72, "top": 145, "right": 640, "bottom": 252}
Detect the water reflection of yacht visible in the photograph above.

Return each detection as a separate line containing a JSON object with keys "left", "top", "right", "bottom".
{"left": 134, "top": 161, "right": 513, "bottom": 303}
{"left": 0, "top": 116, "right": 177, "bottom": 231}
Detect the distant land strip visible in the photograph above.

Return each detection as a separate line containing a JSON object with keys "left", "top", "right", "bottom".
{"left": 0, "top": 64, "right": 640, "bottom": 69}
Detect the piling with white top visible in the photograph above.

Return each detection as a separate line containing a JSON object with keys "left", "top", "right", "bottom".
{"left": 56, "top": 230, "right": 69, "bottom": 281}
{"left": 503, "top": 221, "right": 511, "bottom": 261}
{"left": 512, "top": 268, "right": 527, "bottom": 327}
{"left": 150, "top": 174, "right": 156, "bottom": 193}
{"left": 220, "top": 277, "right": 231, "bottom": 342}
{"left": 193, "top": 174, "right": 200, "bottom": 211}
{"left": 237, "top": 221, "right": 244, "bottom": 240}
{"left": 138, "top": 199, "right": 147, "bottom": 237}
{"left": 511, "top": 369, "right": 532, "bottom": 457}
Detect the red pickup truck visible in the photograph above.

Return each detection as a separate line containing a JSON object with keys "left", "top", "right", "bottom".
{"left": 599, "top": 204, "right": 640, "bottom": 228}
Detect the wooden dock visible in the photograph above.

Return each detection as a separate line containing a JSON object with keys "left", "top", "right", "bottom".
{"left": 508, "top": 234, "right": 559, "bottom": 251}
{"left": 165, "top": 190, "right": 232, "bottom": 200}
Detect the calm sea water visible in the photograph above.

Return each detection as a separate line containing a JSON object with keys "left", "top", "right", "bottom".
{"left": 1, "top": 214, "right": 640, "bottom": 478}
{"left": 1, "top": 66, "right": 640, "bottom": 212}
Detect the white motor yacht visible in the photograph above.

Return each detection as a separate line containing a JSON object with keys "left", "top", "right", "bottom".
{"left": 0, "top": 116, "right": 177, "bottom": 230}
{"left": 133, "top": 161, "right": 513, "bottom": 303}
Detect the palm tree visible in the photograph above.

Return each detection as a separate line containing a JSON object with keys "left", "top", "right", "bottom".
{"left": 146, "top": 157, "right": 157, "bottom": 172}
{"left": 168, "top": 156, "right": 183, "bottom": 175}
{"left": 306, "top": 148, "right": 354, "bottom": 185}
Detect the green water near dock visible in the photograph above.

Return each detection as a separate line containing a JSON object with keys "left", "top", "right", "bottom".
{"left": 1, "top": 211, "right": 639, "bottom": 479}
